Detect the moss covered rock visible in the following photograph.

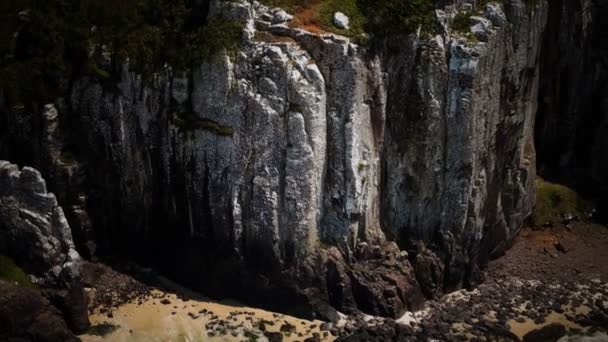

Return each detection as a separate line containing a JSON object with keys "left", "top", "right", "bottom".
{"left": 533, "top": 178, "right": 590, "bottom": 225}
{"left": 0, "top": 255, "right": 33, "bottom": 287}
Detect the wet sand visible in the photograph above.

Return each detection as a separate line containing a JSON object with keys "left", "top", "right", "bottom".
{"left": 80, "top": 289, "right": 335, "bottom": 342}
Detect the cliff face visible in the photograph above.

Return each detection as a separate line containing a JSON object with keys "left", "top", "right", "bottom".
{"left": 535, "top": 0, "right": 608, "bottom": 219}
{"left": 383, "top": 1, "right": 544, "bottom": 293}
{"left": 0, "top": 0, "right": 554, "bottom": 319}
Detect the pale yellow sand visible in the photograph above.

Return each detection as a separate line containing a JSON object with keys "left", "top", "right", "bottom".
{"left": 80, "top": 289, "right": 335, "bottom": 342}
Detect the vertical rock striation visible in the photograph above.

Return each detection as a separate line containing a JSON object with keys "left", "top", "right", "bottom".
{"left": 0, "top": 0, "right": 560, "bottom": 319}
{"left": 535, "top": 0, "right": 608, "bottom": 219}
{"left": 383, "top": 0, "right": 546, "bottom": 293}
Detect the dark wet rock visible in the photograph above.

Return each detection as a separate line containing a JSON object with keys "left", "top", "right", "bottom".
{"left": 522, "top": 323, "right": 566, "bottom": 342}
{"left": 280, "top": 322, "right": 296, "bottom": 333}
{"left": 413, "top": 244, "right": 445, "bottom": 299}
{"left": 336, "top": 319, "right": 414, "bottom": 342}
{"left": 559, "top": 214, "right": 577, "bottom": 226}
{"left": 0, "top": 281, "right": 79, "bottom": 342}
{"left": 320, "top": 322, "right": 334, "bottom": 331}
{"left": 264, "top": 331, "right": 284, "bottom": 342}
{"left": 542, "top": 222, "right": 555, "bottom": 229}
{"left": 86, "top": 323, "right": 119, "bottom": 337}
{"left": 554, "top": 241, "right": 569, "bottom": 254}
{"left": 349, "top": 243, "right": 424, "bottom": 317}
{"left": 304, "top": 332, "right": 321, "bottom": 342}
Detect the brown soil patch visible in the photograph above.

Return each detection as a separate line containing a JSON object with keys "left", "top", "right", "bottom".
{"left": 488, "top": 221, "right": 608, "bottom": 283}
{"left": 286, "top": 0, "right": 328, "bottom": 34}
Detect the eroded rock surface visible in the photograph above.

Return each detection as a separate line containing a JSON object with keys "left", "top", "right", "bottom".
{"left": 0, "top": 161, "right": 81, "bottom": 285}
{"left": 0, "top": 161, "right": 89, "bottom": 332}
{"left": 0, "top": 0, "right": 593, "bottom": 321}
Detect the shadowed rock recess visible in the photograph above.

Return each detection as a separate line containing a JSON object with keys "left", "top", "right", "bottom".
{"left": 0, "top": 0, "right": 605, "bottom": 325}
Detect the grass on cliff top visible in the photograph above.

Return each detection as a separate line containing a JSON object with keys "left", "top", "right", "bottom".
{"left": 258, "top": 0, "right": 434, "bottom": 38}
{"left": 532, "top": 178, "right": 591, "bottom": 225}
{"left": 0, "top": 255, "right": 33, "bottom": 287}
{"left": 259, "top": 0, "right": 366, "bottom": 37}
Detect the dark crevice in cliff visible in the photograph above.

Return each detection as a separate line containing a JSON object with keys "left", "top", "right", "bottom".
{"left": 1, "top": 0, "right": 607, "bottom": 329}
{"left": 535, "top": 0, "right": 608, "bottom": 222}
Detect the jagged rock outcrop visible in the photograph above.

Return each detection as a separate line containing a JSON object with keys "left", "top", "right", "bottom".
{"left": 0, "top": 0, "right": 551, "bottom": 319}
{"left": 0, "top": 161, "right": 88, "bottom": 332}
{"left": 0, "top": 161, "right": 81, "bottom": 284}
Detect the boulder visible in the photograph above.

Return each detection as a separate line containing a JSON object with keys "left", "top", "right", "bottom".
{"left": 522, "top": 323, "right": 566, "bottom": 342}
{"left": 333, "top": 12, "right": 350, "bottom": 29}
{"left": 272, "top": 9, "right": 293, "bottom": 24}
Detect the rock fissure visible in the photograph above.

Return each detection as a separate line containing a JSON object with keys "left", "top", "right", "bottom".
{"left": 0, "top": 0, "right": 606, "bottom": 332}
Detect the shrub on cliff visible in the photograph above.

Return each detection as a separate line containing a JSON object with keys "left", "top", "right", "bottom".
{"left": 259, "top": 0, "right": 435, "bottom": 38}
{"left": 357, "top": 0, "right": 435, "bottom": 37}
{"left": 0, "top": 0, "right": 243, "bottom": 109}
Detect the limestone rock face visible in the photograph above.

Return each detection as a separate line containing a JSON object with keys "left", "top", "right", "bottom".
{"left": 0, "top": 161, "right": 88, "bottom": 332}
{"left": 383, "top": 0, "right": 546, "bottom": 289}
{"left": 0, "top": 161, "right": 81, "bottom": 285}
{"left": 0, "top": 0, "right": 556, "bottom": 319}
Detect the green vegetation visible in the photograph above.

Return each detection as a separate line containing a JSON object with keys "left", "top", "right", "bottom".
{"left": 451, "top": 11, "right": 479, "bottom": 42}
{"left": 0, "top": 0, "right": 244, "bottom": 110}
{"left": 258, "top": 0, "right": 312, "bottom": 12}
{"left": 86, "top": 62, "right": 111, "bottom": 81}
{"left": 188, "top": 17, "right": 245, "bottom": 62}
{"left": 315, "top": 0, "right": 366, "bottom": 37}
{"left": 172, "top": 112, "right": 235, "bottom": 136}
{"left": 532, "top": 178, "right": 590, "bottom": 225}
{"left": 0, "top": 255, "right": 33, "bottom": 287}
{"left": 358, "top": 0, "right": 435, "bottom": 37}
{"left": 258, "top": 0, "right": 435, "bottom": 38}
{"left": 452, "top": 11, "right": 472, "bottom": 33}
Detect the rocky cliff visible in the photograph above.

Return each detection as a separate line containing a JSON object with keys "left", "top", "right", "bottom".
{"left": 535, "top": 0, "right": 608, "bottom": 220}
{"left": 0, "top": 0, "right": 599, "bottom": 321}
{"left": 0, "top": 161, "right": 88, "bottom": 332}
